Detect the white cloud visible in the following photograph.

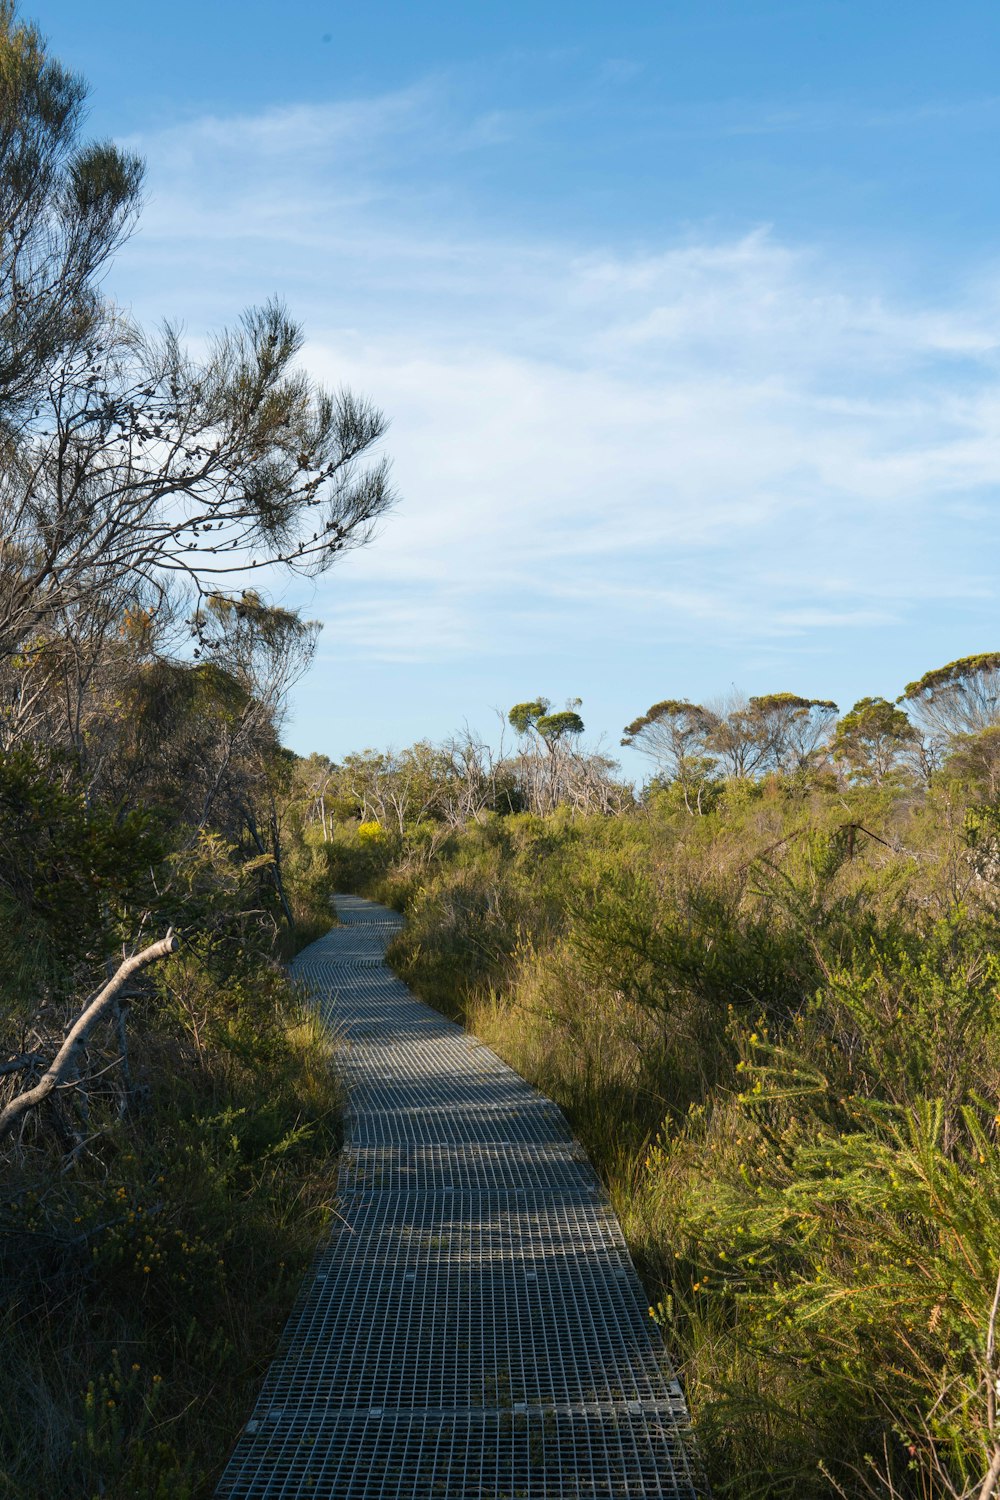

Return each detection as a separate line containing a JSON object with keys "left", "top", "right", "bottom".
{"left": 108, "top": 86, "right": 1000, "bottom": 698}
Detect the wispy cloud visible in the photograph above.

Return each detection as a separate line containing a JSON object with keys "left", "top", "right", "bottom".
{"left": 627, "top": 95, "right": 1000, "bottom": 144}
{"left": 106, "top": 83, "right": 1000, "bottom": 748}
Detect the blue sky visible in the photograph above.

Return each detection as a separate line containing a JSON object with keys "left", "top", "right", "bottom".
{"left": 34, "top": 1, "right": 1000, "bottom": 772}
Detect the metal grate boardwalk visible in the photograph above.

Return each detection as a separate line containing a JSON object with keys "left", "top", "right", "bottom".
{"left": 217, "top": 895, "right": 703, "bottom": 1499}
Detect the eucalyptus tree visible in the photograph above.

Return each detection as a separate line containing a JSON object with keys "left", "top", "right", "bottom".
{"left": 506, "top": 697, "right": 627, "bottom": 814}
{"left": 624, "top": 690, "right": 837, "bottom": 792}
{"left": 747, "top": 693, "right": 838, "bottom": 773}
{"left": 895, "top": 654, "right": 1000, "bottom": 787}
{"left": 508, "top": 697, "right": 583, "bottom": 747}
{"left": 941, "top": 726, "right": 1000, "bottom": 802}
{"left": 703, "top": 692, "right": 837, "bottom": 779}
{"left": 508, "top": 697, "right": 581, "bottom": 813}
{"left": 832, "top": 697, "right": 919, "bottom": 785}
{"left": 339, "top": 743, "right": 452, "bottom": 837}
{"left": 508, "top": 697, "right": 585, "bottom": 751}
{"left": 294, "top": 752, "right": 337, "bottom": 841}
{"left": 622, "top": 699, "right": 717, "bottom": 812}
{"left": 900, "top": 654, "right": 1000, "bottom": 741}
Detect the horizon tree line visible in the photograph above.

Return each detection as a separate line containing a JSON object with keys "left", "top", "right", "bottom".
{"left": 292, "top": 655, "right": 1000, "bottom": 839}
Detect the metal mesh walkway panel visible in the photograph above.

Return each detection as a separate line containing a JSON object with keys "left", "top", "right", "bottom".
{"left": 217, "top": 896, "right": 703, "bottom": 1499}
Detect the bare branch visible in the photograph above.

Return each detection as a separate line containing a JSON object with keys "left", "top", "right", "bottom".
{"left": 0, "top": 930, "right": 178, "bottom": 1142}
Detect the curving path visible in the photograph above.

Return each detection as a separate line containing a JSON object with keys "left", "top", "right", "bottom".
{"left": 217, "top": 895, "right": 703, "bottom": 1499}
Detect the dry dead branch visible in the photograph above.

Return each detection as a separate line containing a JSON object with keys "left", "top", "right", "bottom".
{"left": 0, "top": 930, "right": 178, "bottom": 1143}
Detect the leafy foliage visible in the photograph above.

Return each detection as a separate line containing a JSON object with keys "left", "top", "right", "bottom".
{"left": 358, "top": 767, "right": 1000, "bottom": 1499}
{"left": 0, "top": 747, "right": 162, "bottom": 1005}
{"left": 832, "top": 695, "right": 919, "bottom": 784}
{"left": 0, "top": 7, "right": 392, "bottom": 1493}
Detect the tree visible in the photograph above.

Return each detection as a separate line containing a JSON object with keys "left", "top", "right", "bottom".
{"left": 900, "top": 654, "right": 1000, "bottom": 743}
{"left": 508, "top": 698, "right": 551, "bottom": 738}
{"left": 339, "top": 744, "right": 449, "bottom": 837}
{"left": 699, "top": 694, "right": 768, "bottom": 779}
{"left": 0, "top": 303, "right": 393, "bottom": 662}
{"left": 0, "top": 14, "right": 393, "bottom": 670}
{"left": 508, "top": 697, "right": 584, "bottom": 750}
{"left": 833, "top": 696, "right": 918, "bottom": 786}
{"left": 704, "top": 692, "right": 837, "bottom": 778}
{"left": 504, "top": 697, "right": 626, "bottom": 814}
{"left": 941, "top": 726, "right": 1000, "bottom": 801}
{"left": 0, "top": 4, "right": 394, "bottom": 859}
{"left": 536, "top": 708, "right": 585, "bottom": 745}
{"left": 749, "top": 693, "right": 838, "bottom": 773}
{"left": 624, "top": 690, "right": 837, "bottom": 796}
{"left": 188, "top": 591, "right": 318, "bottom": 824}
{"left": 621, "top": 699, "right": 717, "bottom": 813}
{"left": 0, "top": 3, "right": 143, "bottom": 427}
{"left": 436, "top": 726, "right": 517, "bottom": 826}
{"left": 294, "top": 751, "right": 337, "bottom": 840}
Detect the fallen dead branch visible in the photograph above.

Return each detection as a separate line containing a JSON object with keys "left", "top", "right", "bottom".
{"left": 0, "top": 931, "right": 178, "bottom": 1144}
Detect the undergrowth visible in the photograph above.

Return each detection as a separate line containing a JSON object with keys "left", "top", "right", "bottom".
{"left": 0, "top": 800, "right": 343, "bottom": 1499}
{"left": 366, "top": 781, "right": 1000, "bottom": 1499}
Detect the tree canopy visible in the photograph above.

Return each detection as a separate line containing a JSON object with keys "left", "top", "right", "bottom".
{"left": 0, "top": 1, "right": 396, "bottom": 937}
{"left": 509, "top": 697, "right": 584, "bottom": 746}
{"left": 832, "top": 696, "right": 918, "bottom": 784}
{"left": 0, "top": 1, "right": 143, "bottom": 426}
{"left": 622, "top": 690, "right": 838, "bottom": 794}
{"left": 900, "top": 653, "right": 1000, "bottom": 740}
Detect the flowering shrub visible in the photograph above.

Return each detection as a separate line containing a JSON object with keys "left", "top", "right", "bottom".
{"left": 357, "top": 818, "right": 388, "bottom": 845}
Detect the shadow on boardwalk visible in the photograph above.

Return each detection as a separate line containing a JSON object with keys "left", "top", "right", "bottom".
{"left": 217, "top": 895, "right": 705, "bottom": 1499}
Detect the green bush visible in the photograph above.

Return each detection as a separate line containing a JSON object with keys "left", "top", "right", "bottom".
{"left": 359, "top": 778, "right": 1000, "bottom": 1498}
{"left": 0, "top": 947, "right": 342, "bottom": 1499}
{"left": 0, "top": 747, "right": 163, "bottom": 1009}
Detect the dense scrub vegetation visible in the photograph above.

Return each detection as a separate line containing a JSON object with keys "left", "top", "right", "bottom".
{"left": 0, "top": 817, "right": 344, "bottom": 1497}
{"left": 0, "top": 5, "right": 390, "bottom": 1493}
{"left": 316, "top": 663, "right": 1000, "bottom": 1500}
{"left": 4, "top": 5, "right": 999, "bottom": 1498}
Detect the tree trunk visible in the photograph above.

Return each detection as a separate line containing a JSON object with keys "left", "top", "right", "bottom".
{"left": 244, "top": 805, "right": 295, "bottom": 931}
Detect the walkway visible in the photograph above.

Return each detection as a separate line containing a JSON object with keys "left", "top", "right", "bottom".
{"left": 217, "top": 895, "right": 703, "bottom": 1499}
